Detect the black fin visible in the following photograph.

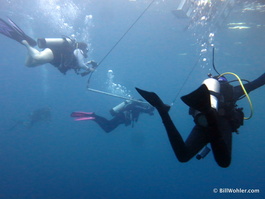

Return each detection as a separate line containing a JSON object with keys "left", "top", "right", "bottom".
{"left": 135, "top": 87, "right": 170, "bottom": 112}
{"left": 181, "top": 84, "right": 211, "bottom": 113}
{"left": 0, "top": 18, "right": 36, "bottom": 46}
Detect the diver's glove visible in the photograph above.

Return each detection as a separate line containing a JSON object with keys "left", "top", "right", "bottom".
{"left": 86, "top": 60, "right": 98, "bottom": 70}
{"left": 80, "top": 61, "right": 98, "bottom": 77}
{"left": 91, "top": 60, "right": 98, "bottom": 69}
{"left": 80, "top": 70, "right": 91, "bottom": 77}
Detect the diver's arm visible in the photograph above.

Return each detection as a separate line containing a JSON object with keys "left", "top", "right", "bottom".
{"left": 73, "top": 49, "right": 90, "bottom": 70}
{"left": 234, "top": 73, "right": 265, "bottom": 99}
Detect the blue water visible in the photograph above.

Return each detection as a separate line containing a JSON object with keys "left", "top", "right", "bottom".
{"left": 0, "top": 0, "right": 264, "bottom": 198}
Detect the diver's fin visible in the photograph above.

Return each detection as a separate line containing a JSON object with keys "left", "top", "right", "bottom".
{"left": 181, "top": 84, "right": 211, "bottom": 113}
{"left": 135, "top": 87, "right": 170, "bottom": 112}
{"left": 0, "top": 18, "right": 36, "bottom": 46}
{"left": 74, "top": 117, "right": 95, "bottom": 121}
{"left": 71, "top": 111, "right": 94, "bottom": 117}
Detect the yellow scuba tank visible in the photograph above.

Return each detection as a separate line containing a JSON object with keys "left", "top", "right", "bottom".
{"left": 37, "top": 38, "right": 73, "bottom": 48}
{"left": 109, "top": 100, "right": 131, "bottom": 116}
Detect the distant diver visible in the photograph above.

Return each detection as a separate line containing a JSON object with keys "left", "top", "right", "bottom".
{"left": 9, "top": 107, "right": 52, "bottom": 130}
{"left": 0, "top": 17, "right": 97, "bottom": 76}
{"left": 71, "top": 100, "right": 154, "bottom": 133}
{"left": 136, "top": 72, "right": 265, "bottom": 168}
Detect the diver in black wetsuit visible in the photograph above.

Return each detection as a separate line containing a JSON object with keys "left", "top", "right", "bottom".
{"left": 136, "top": 73, "right": 265, "bottom": 168}
{"left": 71, "top": 100, "right": 154, "bottom": 133}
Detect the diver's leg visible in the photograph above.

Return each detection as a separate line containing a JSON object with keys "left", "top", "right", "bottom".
{"left": 183, "top": 125, "right": 209, "bottom": 161}
{"left": 158, "top": 108, "right": 208, "bottom": 162}
{"left": 93, "top": 114, "right": 124, "bottom": 133}
{"left": 158, "top": 111, "right": 186, "bottom": 158}
{"left": 208, "top": 115, "right": 232, "bottom": 168}
{"left": 135, "top": 88, "right": 209, "bottom": 162}
{"left": 93, "top": 115, "right": 113, "bottom": 133}
{"left": 22, "top": 40, "right": 54, "bottom": 67}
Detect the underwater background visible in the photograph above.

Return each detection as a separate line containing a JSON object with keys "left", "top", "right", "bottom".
{"left": 0, "top": 0, "right": 264, "bottom": 198}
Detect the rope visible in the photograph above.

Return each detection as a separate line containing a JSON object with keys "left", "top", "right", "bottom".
{"left": 97, "top": 0, "right": 156, "bottom": 67}
{"left": 170, "top": 54, "right": 202, "bottom": 106}
{"left": 87, "top": 0, "right": 156, "bottom": 95}
{"left": 170, "top": 47, "right": 217, "bottom": 106}
{"left": 87, "top": 0, "right": 156, "bottom": 87}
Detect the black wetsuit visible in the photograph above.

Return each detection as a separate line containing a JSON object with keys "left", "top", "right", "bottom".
{"left": 93, "top": 101, "right": 154, "bottom": 133}
{"left": 49, "top": 39, "right": 79, "bottom": 74}
{"left": 158, "top": 73, "right": 265, "bottom": 168}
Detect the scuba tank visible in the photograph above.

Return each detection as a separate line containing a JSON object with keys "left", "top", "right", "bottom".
{"left": 190, "top": 78, "right": 220, "bottom": 127}
{"left": 202, "top": 78, "right": 220, "bottom": 111}
{"left": 37, "top": 38, "right": 74, "bottom": 49}
{"left": 109, "top": 100, "right": 131, "bottom": 116}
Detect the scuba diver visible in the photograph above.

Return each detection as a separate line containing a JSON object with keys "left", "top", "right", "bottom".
{"left": 136, "top": 72, "right": 265, "bottom": 168}
{"left": 71, "top": 100, "right": 155, "bottom": 133}
{"left": 9, "top": 107, "right": 52, "bottom": 130}
{"left": 0, "top": 17, "right": 97, "bottom": 76}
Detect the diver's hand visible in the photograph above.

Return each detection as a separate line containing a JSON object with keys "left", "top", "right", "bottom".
{"left": 86, "top": 60, "right": 98, "bottom": 69}
{"left": 91, "top": 61, "right": 98, "bottom": 69}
